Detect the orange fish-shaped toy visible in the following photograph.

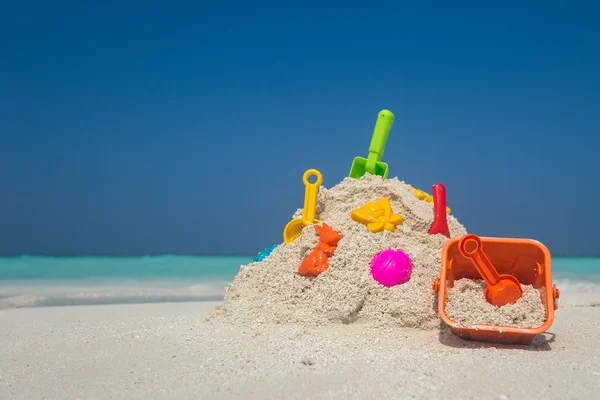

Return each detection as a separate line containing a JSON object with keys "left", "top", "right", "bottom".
{"left": 298, "top": 223, "right": 343, "bottom": 277}
{"left": 351, "top": 197, "right": 403, "bottom": 233}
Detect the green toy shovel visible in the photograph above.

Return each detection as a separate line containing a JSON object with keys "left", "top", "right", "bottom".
{"left": 349, "top": 109, "right": 395, "bottom": 179}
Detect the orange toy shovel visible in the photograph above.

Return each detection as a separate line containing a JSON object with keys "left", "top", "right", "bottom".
{"left": 458, "top": 234, "right": 523, "bottom": 307}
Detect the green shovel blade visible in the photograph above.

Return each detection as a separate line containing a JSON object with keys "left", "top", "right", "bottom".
{"left": 349, "top": 157, "right": 389, "bottom": 179}
{"left": 349, "top": 109, "right": 395, "bottom": 179}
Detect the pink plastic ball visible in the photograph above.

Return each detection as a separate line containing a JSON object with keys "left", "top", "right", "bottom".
{"left": 370, "top": 249, "right": 413, "bottom": 287}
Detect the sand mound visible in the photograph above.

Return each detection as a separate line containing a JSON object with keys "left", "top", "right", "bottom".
{"left": 209, "top": 174, "right": 468, "bottom": 329}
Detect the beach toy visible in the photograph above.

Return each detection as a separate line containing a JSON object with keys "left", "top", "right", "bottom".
{"left": 459, "top": 234, "right": 523, "bottom": 307}
{"left": 428, "top": 183, "right": 451, "bottom": 238}
{"left": 349, "top": 109, "right": 395, "bottom": 180}
{"left": 370, "top": 249, "right": 412, "bottom": 287}
{"left": 252, "top": 244, "right": 278, "bottom": 262}
{"left": 283, "top": 169, "right": 322, "bottom": 244}
{"left": 433, "top": 236, "right": 560, "bottom": 345}
{"left": 409, "top": 185, "right": 450, "bottom": 214}
{"left": 351, "top": 198, "right": 403, "bottom": 233}
{"left": 298, "top": 223, "right": 343, "bottom": 277}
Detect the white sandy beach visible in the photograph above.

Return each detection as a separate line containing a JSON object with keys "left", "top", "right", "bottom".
{"left": 1, "top": 293, "right": 599, "bottom": 400}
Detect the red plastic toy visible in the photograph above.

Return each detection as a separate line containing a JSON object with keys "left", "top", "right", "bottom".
{"left": 428, "top": 183, "right": 450, "bottom": 238}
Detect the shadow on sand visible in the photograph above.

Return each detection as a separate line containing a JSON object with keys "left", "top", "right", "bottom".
{"left": 437, "top": 326, "right": 556, "bottom": 352}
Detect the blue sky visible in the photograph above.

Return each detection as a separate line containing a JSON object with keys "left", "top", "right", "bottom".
{"left": 0, "top": 1, "right": 599, "bottom": 256}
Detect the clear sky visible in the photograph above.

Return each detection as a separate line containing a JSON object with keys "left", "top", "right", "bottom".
{"left": 1, "top": 1, "right": 599, "bottom": 256}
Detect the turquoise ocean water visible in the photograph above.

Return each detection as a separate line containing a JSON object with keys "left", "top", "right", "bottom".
{"left": 0, "top": 256, "right": 598, "bottom": 309}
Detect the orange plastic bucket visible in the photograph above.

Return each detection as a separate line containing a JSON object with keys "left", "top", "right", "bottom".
{"left": 433, "top": 236, "right": 560, "bottom": 345}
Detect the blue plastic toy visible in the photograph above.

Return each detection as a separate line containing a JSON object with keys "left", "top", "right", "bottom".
{"left": 253, "top": 244, "right": 278, "bottom": 262}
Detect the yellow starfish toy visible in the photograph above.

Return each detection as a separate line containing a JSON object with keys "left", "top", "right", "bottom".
{"left": 351, "top": 198, "right": 403, "bottom": 233}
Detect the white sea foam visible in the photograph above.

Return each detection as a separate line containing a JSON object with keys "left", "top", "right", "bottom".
{"left": 0, "top": 278, "right": 229, "bottom": 309}
{"left": 553, "top": 278, "right": 600, "bottom": 293}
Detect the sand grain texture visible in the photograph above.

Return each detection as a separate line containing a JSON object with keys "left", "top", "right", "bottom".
{"left": 1, "top": 299, "right": 599, "bottom": 400}
{"left": 445, "top": 278, "right": 547, "bottom": 327}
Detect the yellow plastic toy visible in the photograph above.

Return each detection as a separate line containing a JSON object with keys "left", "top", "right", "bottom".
{"left": 409, "top": 185, "right": 451, "bottom": 214}
{"left": 283, "top": 169, "right": 322, "bottom": 244}
{"left": 351, "top": 197, "right": 403, "bottom": 233}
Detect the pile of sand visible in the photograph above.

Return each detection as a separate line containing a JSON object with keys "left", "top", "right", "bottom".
{"left": 445, "top": 279, "right": 547, "bottom": 328}
{"left": 208, "top": 173, "right": 545, "bottom": 330}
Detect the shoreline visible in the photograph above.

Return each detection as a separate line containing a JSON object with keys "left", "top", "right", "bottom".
{"left": 1, "top": 279, "right": 599, "bottom": 310}
{"left": 1, "top": 285, "right": 599, "bottom": 311}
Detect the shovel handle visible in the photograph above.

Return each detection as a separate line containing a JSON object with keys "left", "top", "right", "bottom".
{"left": 365, "top": 110, "right": 394, "bottom": 173}
{"left": 302, "top": 169, "right": 322, "bottom": 225}
{"left": 368, "top": 109, "right": 395, "bottom": 159}
{"left": 459, "top": 234, "right": 501, "bottom": 286}
{"left": 429, "top": 183, "right": 451, "bottom": 238}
